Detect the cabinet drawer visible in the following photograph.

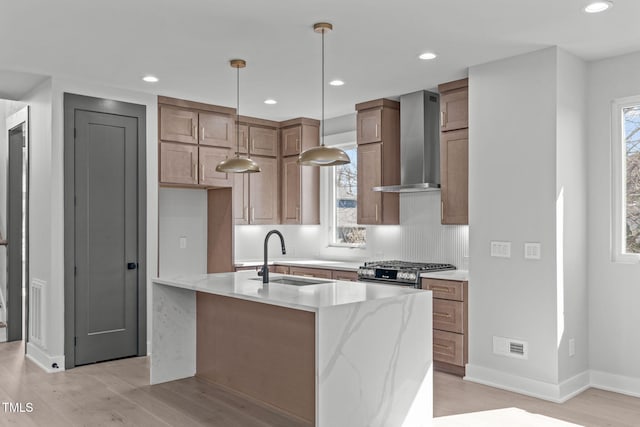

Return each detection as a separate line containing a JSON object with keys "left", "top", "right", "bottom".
{"left": 289, "top": 266, "right": 333, "bottom": 279}
{"left": 433, "top": 299, "right": 465, "bottom": 334}
{"left": 421, "top": 278, "right": 465, "bottom": 301}
{"left": 331, "top": 270, "right": 358, "bottom": 282}
{"left": 272, "top": 265, "right": 290, "bottom": 274}
{"left": 433, "top": 330, "right": 465, "bottom": 367}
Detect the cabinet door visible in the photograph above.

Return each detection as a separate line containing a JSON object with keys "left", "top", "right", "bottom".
{"left": 289, "top": 266, "right": 333, "bottom": 279}
{"left": 160, "top": 142, "right": 198, "bottom": 185}
{"left": 357, "top": 143, "right": 382, "bottom": 224}
{"left": 250, "top": 127, "right": 278, "bottom": 157}
{"left": 234, "top": 124, "right": 249, "bottom": 154}
{"left": 281, "top": 156, "right": 301, "bottom": 224}
{"left": 199, "top": 146, "right": 232, "bottom": 187}
{"left": 233, "top": 173, "right": 249, "bottom": 224}
{"left": 200, "top": 112, "right": 235, "bottom": 148}
{"left": 440, "top": 87, "right": 468, "bottom": 132}
{"left": 249, "top": 157, "right": 279, "bottom": 224}
{"left": 282, "top": 126, "right": 302, "bottom": 156}
{"left": 160, "top": 106, "right": 198, "bottom": 144}
{"left": 357, "top": 109, "right": 382, "bottom": 144}
{"left": 441, "top": 128, "right": 468, "bottom": 225}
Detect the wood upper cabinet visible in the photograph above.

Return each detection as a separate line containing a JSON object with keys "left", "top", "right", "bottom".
{"left": 160, "top": 142, "right": 198, "bottom": 185}
{"left": 440, "top": 128, "right": 468, "bottom": 224}
{"left": 282, "top": 126, "right": 302, "bottom": 156}
{"left": 160, "top": 106, "right": 198, "bottom": 144}
{"left": 199, "top": 146, "right": 233, "bottom": 187}
{"left": 249, "top": 127, "right": 278, "bottom": 157}
{"left": 357, "top": 109, "right": 382, "bottom": 144}
{"left": 439, "top": 78, "right": 468, "bottom": 132}
{"left": 438, "top": 78, "right": 469, "bottom": 225}
{"left": 280, "top": 119, "right": 320, "bottom": 225}
{"left": 199, "top": 112, "right": 235, "bottom": 148}
{"left": 355, "top": 99, "right": 400, "bottom": 225}
{"left": 234, "top": 156, "right": 279, "bottom": 224}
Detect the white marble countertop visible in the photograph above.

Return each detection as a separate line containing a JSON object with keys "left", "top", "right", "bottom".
{"left": 421, "top": 269, "right": 469, "bottom": 281}
{"left": 153, "top": 270, "right": 425, "bottom": 312}
{"left": 235, "top": 258, "right": 362, "bottom": 272}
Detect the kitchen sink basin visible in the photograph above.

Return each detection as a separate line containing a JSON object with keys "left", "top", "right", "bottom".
{"left": 251, "top": 277, "right": 332, "bottom": 286}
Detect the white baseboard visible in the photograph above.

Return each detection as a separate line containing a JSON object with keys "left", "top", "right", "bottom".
{"left": 465, "top": 364, "right": 590, "bottom": 403}
{"left": 26, "top": 342, "right": 65, "bottom": 373}
{"left": 590, "top": 370, "right": 640, "bottom": 398}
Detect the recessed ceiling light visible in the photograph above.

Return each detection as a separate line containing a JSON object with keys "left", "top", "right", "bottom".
{"left": 419, "top": 52, "right": 437, "bottom": 60}
{"left": 329, "top": 79, "right": 345, "bottom": 86}
{"left": 142, "top": 75, "right": 159, "bottom": 83}
{"left": 264, "top": 99, "right": 277, "bottom": 105}
{"left": 584, "top": 1, "right": 613, "bottom": 13}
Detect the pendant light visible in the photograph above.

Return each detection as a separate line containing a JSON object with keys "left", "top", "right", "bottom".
{"left": 298, "top": 23, "right": 351, "bottom": 167}
{"left": 216, "top": 59, "right": 261, "bottom": 174}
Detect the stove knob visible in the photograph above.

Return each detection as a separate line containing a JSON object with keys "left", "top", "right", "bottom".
{"left": 407, "top": 273, "right": 417, "bottom": 281}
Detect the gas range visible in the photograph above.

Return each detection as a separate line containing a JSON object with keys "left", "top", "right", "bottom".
{"left": 357, "top": 260, "right": 456, "bottom": 287}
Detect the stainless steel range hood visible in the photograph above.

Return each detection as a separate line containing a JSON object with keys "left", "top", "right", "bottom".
{"left": 373, "top": 90, "right": 441, "bottom": 192}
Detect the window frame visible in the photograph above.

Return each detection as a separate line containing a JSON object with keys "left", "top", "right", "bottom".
{"left": 611, "top": 95, "right": 640, "bottom": 263}
{"left": 327, "top": 143, "right": 366, "bottom": 248}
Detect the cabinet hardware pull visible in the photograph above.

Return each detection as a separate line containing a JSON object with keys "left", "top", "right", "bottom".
{"left": 251, "top": 207, "right": 255, "bottom": 222}
{"left": 434, "top": 312, "right": 452, "bottom": 318}
{"left": 434, "top": 343, "right": 450, "bottom": 350}
{"left": 201, "top": 164, "right": 205, "bottom": 182}
{"left": 375, "top": 123, "right": 379, "bottom": 138}
{"left": 201, "top": 127, "right": 205, "bottom": 141}
{"left": 375, "top": 204, "right": 379, "bottom": 222}
{"left": 440, "top": 111, "right": 445, "bottom": 127}
{"left": 430, "top": 286, "right": 453, "bottom": 293}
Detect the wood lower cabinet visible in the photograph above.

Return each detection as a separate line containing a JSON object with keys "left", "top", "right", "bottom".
{"left": 422, "top": 277, "right": 468, "bottom": 376}
{"left": 439, "top": 78, "right": 469, "bottom": 225}
{"left": 441, "top": 128, "right": 468, "bottom": 224}
{"left": 331, "top": 270, "right": 358, "bottom": 282}
{"left": 288, "top": 266, "right": 333, "bottom": 280}
{"left": 356, "top": 99, "right": 400, "bottom": 225}
{"left": 234, "top": 156, "right": 279, "bottom": 224}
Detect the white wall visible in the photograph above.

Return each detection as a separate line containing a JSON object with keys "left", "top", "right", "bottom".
{"left": 158, "top": 188, "right": 207, "bottom": 276}
{"left": 556, "top": 50, "right": 589, "bottom": 383}
{"left": 21, "top": 76, "right": 158, "bottom": 368}
{"left": 587, "top": 51, "right": 640, "bottom": 390}
{"left": 0, "top": 101, "right": 6, "bottom": 322}
{"left": 468, "top": 47, "right": 560, "bottom": 387}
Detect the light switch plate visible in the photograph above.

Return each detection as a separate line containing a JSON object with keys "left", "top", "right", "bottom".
{"left": 490, "top": 241, "right": 511, "bottom": 258}
{"left": 179, "top": 236, "right": 187, "bottom": 249}
{"left": 524, "top": 242, "right": 541, "bottom": 259}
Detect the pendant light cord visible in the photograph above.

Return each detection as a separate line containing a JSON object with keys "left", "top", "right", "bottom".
{"left": 236, "top": 65, "right": 241, "bottom": 157}
{"left": 321, "top": 28, "right": 325, "bottom": 148}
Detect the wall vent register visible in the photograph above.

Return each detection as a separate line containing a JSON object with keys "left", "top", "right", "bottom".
{"left": 357, "top": 260, "right": 456, "bottom": 287}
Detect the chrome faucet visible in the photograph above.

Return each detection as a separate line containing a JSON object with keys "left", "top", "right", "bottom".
{"left": 259, "top": 229, "right": 286, "bottom": 283}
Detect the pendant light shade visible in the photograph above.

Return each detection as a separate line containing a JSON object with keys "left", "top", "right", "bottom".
{"left": 298, "top": 23, "right": 351, "bottom": 167}
{"left": 216, "top": 59, "right": 261, "bottom": 174}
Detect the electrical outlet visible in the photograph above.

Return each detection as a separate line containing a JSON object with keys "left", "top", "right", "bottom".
{"left": 569, "top": 338, "right": 575, "bottom": 357}
{"left": 179, "top": 236, "right": 187, "bottom": 249}
{"left": 490, "top": 241, "right": 511, "bottom": 258}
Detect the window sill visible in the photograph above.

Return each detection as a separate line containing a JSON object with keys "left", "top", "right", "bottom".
{"left": 612, "top": 252, "right": 640, "bottom": 264}
{"left": 327, "top": 244, "right": 366, "bottom": 250}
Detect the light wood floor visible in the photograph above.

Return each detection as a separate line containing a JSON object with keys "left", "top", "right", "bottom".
{"left": 1, "top": 341, "right": 639, "bottom": 426}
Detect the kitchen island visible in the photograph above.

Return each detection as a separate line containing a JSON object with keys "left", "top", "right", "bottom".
{"left": 151, "top": 271, "right": 432, "bottom": 427}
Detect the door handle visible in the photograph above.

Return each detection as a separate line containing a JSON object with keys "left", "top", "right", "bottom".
{"left": 127, "top": 262, "right": 138, "bottom": 270}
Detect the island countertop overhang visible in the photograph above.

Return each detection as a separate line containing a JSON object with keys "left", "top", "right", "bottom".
{"left": 153, "top": 270, "right": 426, "bottom": 312}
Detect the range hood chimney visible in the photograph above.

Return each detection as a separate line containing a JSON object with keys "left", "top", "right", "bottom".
{"left": 373, "top": 90, "right": 440, "bottom": 192}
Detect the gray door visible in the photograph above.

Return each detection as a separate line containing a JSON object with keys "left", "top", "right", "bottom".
{"left": 74, "top": 110, "right": 138, "bottom": 365}
{"left": 6, "top": 123, "right": 25, "bottom": 342}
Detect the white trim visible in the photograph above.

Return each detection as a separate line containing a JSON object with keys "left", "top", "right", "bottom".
{"left": 26, "top": 342, "right": 65, "bottom": 373}
{"left": 590, "top": 370, "right": 640, "bottom": 398}
{"left": 6, "top": 106, "right": 29, "bottom": 131}
{"left": 464, "top": 364, "right": 590, "bottom": 403}
{"left": 611, "top": 96, "right": 640, "bottom": 263}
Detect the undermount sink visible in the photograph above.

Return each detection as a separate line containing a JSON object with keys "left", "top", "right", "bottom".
{"left": 251, "top": 276, "right": 332, "bottom": 286}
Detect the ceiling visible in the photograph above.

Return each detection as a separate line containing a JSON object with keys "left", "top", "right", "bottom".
{"left": 0, "top": 0, "right": 638, "bottom": 121}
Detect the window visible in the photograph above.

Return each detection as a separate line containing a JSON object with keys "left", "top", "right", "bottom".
{"left": 612, "top": 96, "right": 640, "bottom": 261}
{"left": 330, "top": 145, "right": 366, "bottom": 246}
